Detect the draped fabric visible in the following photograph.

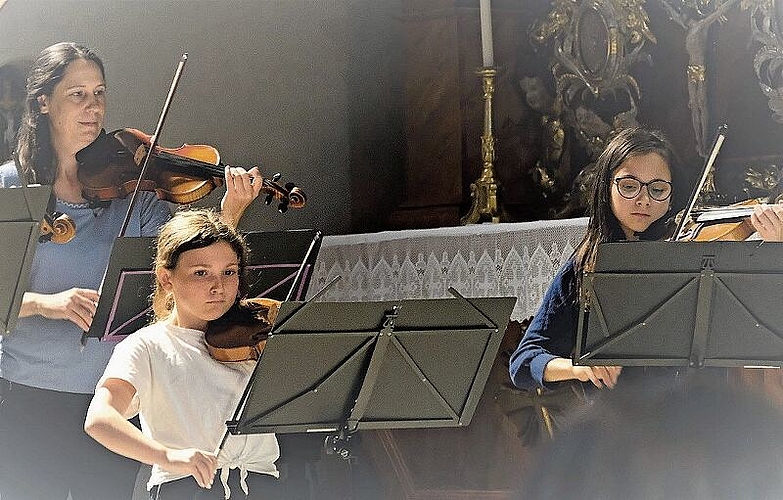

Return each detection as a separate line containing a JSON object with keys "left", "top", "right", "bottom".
{"left": 307, "top": 218, "right": 589, "bottom": 322}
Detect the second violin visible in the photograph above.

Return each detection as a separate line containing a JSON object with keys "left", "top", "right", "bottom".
{"left": 205, "top": 297, "right": 280, "bottom": 363}
{"left": 75, "top": 128, "right": 306, "bottom": 212}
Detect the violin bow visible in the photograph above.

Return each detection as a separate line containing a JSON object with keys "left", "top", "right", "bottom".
{"left": 81, "top": 54, "right": 187, "bottom": 345}
{"left": 673, "top": 123, "right": 728, "bottom": 241}
{"left": 117, "top": 53, "right": 188, "bottom": 238}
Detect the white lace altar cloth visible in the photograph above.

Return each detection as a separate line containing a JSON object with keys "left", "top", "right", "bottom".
{"left": 306, "top": 218, "right": 589, "bottom": 322}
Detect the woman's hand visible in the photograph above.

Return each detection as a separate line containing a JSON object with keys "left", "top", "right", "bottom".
{"left": 21, "top": 288, "right": 99, "bottom": 331}
{"left": 162, "top": 448, "right": 218, "bottom": 489}
{"left": 751, "top": 203, "right": 783, "bottom": 242}
{"left": 220, "top": 165, "right": 264, "bottom": 228}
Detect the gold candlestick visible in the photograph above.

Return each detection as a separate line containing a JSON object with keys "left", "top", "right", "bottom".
{"left": 461, "top": 67, "right": 501, "bottom": 224}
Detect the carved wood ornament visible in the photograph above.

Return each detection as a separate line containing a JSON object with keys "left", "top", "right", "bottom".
{"left": 526, "top": 0, "right": 656, "bottom": 210}
{"left": 739, "top": 0, "right": 783, "bottom": 201}
{"left": 750, "top": 0, "right": 783, "bottom": 123}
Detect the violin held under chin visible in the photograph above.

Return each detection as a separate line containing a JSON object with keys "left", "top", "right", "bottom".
{"left": 75, "top": 128, "right": 306, "bottom": 213}
{"left": 205, "top": 297, "right": 280, "bottom": 363}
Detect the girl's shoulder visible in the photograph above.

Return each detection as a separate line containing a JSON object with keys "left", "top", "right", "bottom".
{"left": 553, "top": 258, "right": 578, "bottom": 282}
{"left": 117, "top": 322, "right": 169, "bottom": 348}
{"left": 545, "top": 258, "right": 578, "bottom": 303}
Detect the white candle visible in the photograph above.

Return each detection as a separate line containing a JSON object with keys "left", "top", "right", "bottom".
{"left": 480, "top": 0, "right": 494, "bottom": 67}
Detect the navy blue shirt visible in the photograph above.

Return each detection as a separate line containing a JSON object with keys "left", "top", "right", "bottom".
{"left": 508, "top": 258, "right": 579, "bottom": 390}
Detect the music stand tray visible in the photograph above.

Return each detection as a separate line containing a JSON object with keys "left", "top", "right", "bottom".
{"left": 575, "top": 241, "right": 783, "bottom": 368}
{"left": 0, "top": 185, "right": 51, "bottom": 333}
{"left": 86, "top": 229, "right": 321, "bottom": 341}
{"left": 225, "top": 293, "right": 516, "bottom": 444}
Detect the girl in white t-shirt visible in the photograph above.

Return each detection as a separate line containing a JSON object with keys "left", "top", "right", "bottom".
{"left": 85, "top": 208, "right": 282, "bottom": 499}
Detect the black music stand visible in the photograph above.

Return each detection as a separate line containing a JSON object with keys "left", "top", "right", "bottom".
{"left": 86, "top": 229, "right": 321, "bottom": 341}
{"left": 575, "top": 241, "right": 783, "bottom": 368}
{"left": 225, "top": 290, "right": 516, "bottom": 459}
{"left": 0, "top": 185, "right": 51, "bottom": 333}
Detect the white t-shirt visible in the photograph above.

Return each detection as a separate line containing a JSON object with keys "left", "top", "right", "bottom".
{"left": 100, "top": 320, "right": 279, "bottom": 493}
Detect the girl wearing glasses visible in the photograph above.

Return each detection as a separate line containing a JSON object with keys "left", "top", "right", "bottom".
{"left": 508, "top": 127, "right": 783, "bottom": 432}
{"left": 509, "top": 127, "right": 678, "bottom": 398}
{"left": 507, "top": 126, "right": 783, "bottom": 440}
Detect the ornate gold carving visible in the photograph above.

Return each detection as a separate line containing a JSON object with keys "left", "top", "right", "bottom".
{"left": 749, "top": 0, "right": 783, "bottom": 123}
{"left": 742, "top": 163, "right": 783, "bottom": 202}
{"left": 745, "top": 164, "right": 780, "bottom": 192}
{"left": 534, "top": 0, "right": 653, "bottom": 101}
{"left": 527, "top": 0, "right": 655, "bottom": 211}
{"left": 534, "top": 0, "right": 655, "bottom": 50}
{"left": 687, "top": 64, "right": 707, "bottom": 82}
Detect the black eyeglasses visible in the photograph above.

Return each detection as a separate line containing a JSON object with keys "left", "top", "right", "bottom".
{"left": 613, "top": 176, "right": 672, "bottom": 202}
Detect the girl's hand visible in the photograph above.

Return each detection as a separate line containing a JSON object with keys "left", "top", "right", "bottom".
{"left": 24, "top": 288, "right": 100, "bottom": 331}
{"left": 220, "top": 165, "right": 264, "bottom": 227}
{"left": 751, "top": 203, "right": 783, "bottom": 242}
{"left": 162, "top": 448, "right": 218, "bottom": 489}
{"left": 543, "top": 357, "right": 622, "bottom": 389}
{"left": 572, "top": 365, "right": 622, "bottom": 389}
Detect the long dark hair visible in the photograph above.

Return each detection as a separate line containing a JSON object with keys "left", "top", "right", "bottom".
{"left": 572, "top": 127, "right": 678, "bottom": 293}
{"left": 15, "top": 42, "right": 105, "bottom": 184}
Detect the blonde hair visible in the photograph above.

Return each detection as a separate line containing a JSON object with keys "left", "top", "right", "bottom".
{"left": 151, "top": 209, "right": 249, "bottom": 321}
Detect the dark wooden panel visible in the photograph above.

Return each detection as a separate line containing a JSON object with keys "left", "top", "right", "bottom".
{"left": 400, "top": 7, "right": 463, "bottom": 209}
{"left": 361, "top": 321, "right": 530, "bottom": 500}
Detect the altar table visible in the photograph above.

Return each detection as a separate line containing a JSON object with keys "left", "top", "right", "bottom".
{"left": 307, "top": 217, "right": 589, "bottom": 322}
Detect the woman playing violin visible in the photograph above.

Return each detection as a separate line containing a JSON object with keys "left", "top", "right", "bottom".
{"left": 0, "top": 42, "right": 264, "bottom": 500}
{"left": 85, "top": 208, "right": 282, "bottom": 499}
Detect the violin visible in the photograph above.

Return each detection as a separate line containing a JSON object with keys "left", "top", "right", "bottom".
{"left": 675, "top": 199, "right": 759, "bottom": 242}
{"left": 205, "top": 297, "right": 280, "bottom": 362}
{"left": 75, "top": 128, "right": 306, "bottom": 212}
{"left": 671, "top": 124, "right": 761, "bottom": 242}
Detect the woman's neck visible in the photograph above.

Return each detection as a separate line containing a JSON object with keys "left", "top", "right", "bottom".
{"left": 53, "top": 158, "right": 86, "bottom": 204}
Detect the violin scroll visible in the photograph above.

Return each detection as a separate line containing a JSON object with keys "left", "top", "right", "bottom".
{"left": 39, "top": 211, "right": 76, "bottom": 244}
{"left": 259, "top": 173, "right": 307, "bottom": 213}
